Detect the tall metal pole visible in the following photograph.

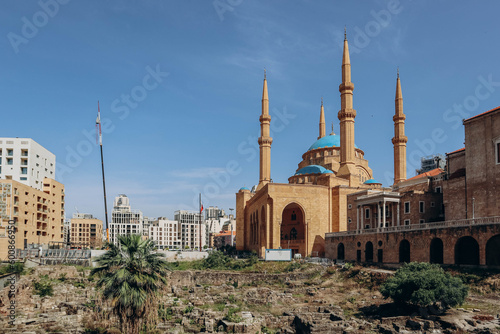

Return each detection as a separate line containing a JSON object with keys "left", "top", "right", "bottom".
{"left": 96, "top": 102, "right": 109, "bottom": 243}
{"left": 199, "top": 193, "right": 202, "bottom": 251}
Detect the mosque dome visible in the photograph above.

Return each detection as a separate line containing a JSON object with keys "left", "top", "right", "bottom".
{"left": 295, "top": 165, "right": 334, "bottom": 176}
{"left": 239, "top": 186, "right": 250, "bottom": 191}
{"left": 363, "top": 179, "right": 381, "bottom": 185}
{"left": 308, "top": 134, "right": 358, "bottom": 151}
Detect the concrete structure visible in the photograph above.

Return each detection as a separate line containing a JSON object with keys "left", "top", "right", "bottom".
{"left": 174, "top": 210, "right": 207, "bottom": 250}
{"left": 149, "top": 218, "right": 181, "bottom": 250}
{"left": 110, "top": 194, "right": 144, "bottom": 245}
{"left": 0, "top": 178, "right": 64, "bottom": 260}
{"left": 0, "top": 138, "right": 55, "bottom": 191}
{"left": 70, "top": 213, "right": 103, "bottom": 249}
{"left": 237, "top": 33, "right": 392, "bottom": 258}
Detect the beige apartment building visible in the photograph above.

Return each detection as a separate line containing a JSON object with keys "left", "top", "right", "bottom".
{"left": 0, "top": 178, "right": 65, "bottom": 260}
{"left": 70, "top": 213, "right": 103, "bottom": 249}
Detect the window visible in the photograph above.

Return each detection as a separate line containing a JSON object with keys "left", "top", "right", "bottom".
{"left": 431, "top": 202, "right": 435, "bottom": 208}
{"left": 348, "top": 218, "right": 352, "bottom": 224}
{"left": 348, "top": 204, "right": 352, "bottom": 209}
{"left": 404, "top": 202, "right": 410, "bottom": 214}
{"left": 419, "top": 201, "right": 425, "bottom": 213}
{"left": 494, "top": 139, "right": 500, "bottom": 164}
{"left": 7, "top": 158, "right": 13, "bottom": 165}
{"left": 20, "top": 177, "right": 27, "bottom": 181}
{"left": 365, "top": 208, "right": 370, "bottom": 219}
{"left": 404, "top": 219, "right": 410, "bottom": 226}
{"left": 419, "top": 219, "right": 425, "bottom": 224}
{"left": 21, "top": 167, "right": 27, "bottom": 175}
{"left": 7, "top": 149, "right": 13, "bottom": 156}
{"left": 435, "top": 186, "right": 442, "bottom": 193}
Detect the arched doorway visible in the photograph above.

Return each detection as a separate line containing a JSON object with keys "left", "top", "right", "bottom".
{"left": 337, "top": 243, "right": 345, "bottom": 260}
{"left": 365, "top": 242, "right": 373, "bottom": 262}
{"left": 399, "top": 239, "right": 410, "bottom": 263}
{"left": 281, "top": 203, "right": 305, "bottom": 257}
{"left": 455, "top": 236, "right": 479, "bottom": 265}
{"left": 430, "top": 238, "right": 443, "bottom": 264}
{"left": 486, "top": 234, "right": 500, "bottom": 266}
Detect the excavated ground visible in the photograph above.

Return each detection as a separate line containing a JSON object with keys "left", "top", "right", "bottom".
{"left": 0, "top": 264, "right": 499, "bottom": 333}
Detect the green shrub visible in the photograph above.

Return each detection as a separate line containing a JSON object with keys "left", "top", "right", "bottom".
{"left": 183, "top": 305, "right": 194, "bottom": 314}
{"left": 34, "top": 279, "right": 54, "bottom": 297}
{"left": 224, "top": 307, "right": 242, "bottom": 323}
{"left": 0, "top": 262, "right": 25, "bottom": 275}
{"left": 380, "top": 262, "right": 468, "bottom": 308}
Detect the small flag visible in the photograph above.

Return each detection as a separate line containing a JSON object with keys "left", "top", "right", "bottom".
{"left": 96, "top": 101, "right": 102, "bottom": 145}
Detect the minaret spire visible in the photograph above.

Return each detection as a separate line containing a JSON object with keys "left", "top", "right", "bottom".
{"left": 257, "top": 70, "right": 272, "bottom": 190}
{"left": 318, "top": 97, "right": 326, "bottom": 139}
{"left": 392, "top": 70, "right": 408, "bottom": 185}
{"left": 337, "top": 30, "right": 358, "bottom": 185}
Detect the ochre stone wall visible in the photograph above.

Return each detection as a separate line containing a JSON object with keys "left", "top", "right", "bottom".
{"left": 325, "top": 222, "right": 500, "bottom": 266}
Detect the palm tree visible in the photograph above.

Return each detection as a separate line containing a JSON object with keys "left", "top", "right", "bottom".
{"left": 91, "top": 234, "right": 170, "bottom": 334}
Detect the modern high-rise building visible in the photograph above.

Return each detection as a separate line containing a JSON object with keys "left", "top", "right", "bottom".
{"left": 149, "top": 218, "right": 181, "bottom": 250}
{"left": 0, "top": 138, "right": 56, "bottom": 191}
{"left": 0, "top": 178, "right": 65, "bottom": 259}
{"left": 70, "top": 213, "right": 103, "bottom": 249}
{"left": 174, "top": 210, "right": 206, "bottom": 250}
{"left": 110, "top": 194, "right": 144, "bottom": 245}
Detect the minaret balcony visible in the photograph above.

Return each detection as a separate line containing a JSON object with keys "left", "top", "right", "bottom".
{"left": 339, "top": 82, "right": 354, "bottom": 91}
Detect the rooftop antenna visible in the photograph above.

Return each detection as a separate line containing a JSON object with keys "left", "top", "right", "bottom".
{"left": 96, "top": 101, "right": 110, "bottom": 243}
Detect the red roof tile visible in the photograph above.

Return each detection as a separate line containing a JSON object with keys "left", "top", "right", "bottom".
{"left": 464, "top": 106, "right": 500, "bottom": 122}
{"left": 406, "top": 168, "right": 444, "bottom": 181}
{"left": 447, "top": 147, "right": 465, "bottom": 155}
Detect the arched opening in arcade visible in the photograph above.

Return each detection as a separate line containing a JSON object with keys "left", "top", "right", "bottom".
{"left": 430, "top": 238, "right": 444, "bottom": 264}
{"left": 455, "top": 236, "right": 479, "bottom": 265}
{"left": 486, "top": 234, "right": 500, "bottom": 266}
{"left": 365, "top": 241, "right": 373, "bottom": 262}
{"left": 281, "top": 203, "right": 305, "bottom": 257}
{"left": 399, "top": 239, "right": 410, "bottom": 263}
{"left": 337, "top": 243, "right": 345, "bottom": 260}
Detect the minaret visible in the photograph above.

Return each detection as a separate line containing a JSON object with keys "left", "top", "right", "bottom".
{"left": 392, "top": 69, "right": 408, "bottom": 184}
{"left": 337, "top": 29, "right": 357, "bottom": 185}
{"left": 318, "top": 98, "right": 326, "bottom": 139}
{"left": 257, "top": 70, "right": 273, "bottom": 191}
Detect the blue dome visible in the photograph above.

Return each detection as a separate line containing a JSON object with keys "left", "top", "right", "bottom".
{"left": 239, "top": 186, "right": 250, "bottom": 191}
{"left": 295, "top": 165, "right": 334, "bottom": 176}
{"left": 308, "top": 134, "right": 358, "bottom": 151}
{"left": 364, "top": 179, "right": 381, "bottom": 184}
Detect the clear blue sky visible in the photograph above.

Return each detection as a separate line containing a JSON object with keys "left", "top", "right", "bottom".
{"left": 1, "top": 1, "right": 499, "bottom": 222}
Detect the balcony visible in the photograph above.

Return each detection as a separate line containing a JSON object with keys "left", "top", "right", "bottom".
{"left": 326, "top": 216, "right": 500, "bottom": 237}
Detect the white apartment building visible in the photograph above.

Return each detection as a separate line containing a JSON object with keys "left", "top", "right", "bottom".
{"left": 149, "top": 218, "right": 181, "bottom": 250}
{"left": 174, "top": 210, "right": 207, "bottom": 250}
{"left": 110, "top": 194, "right": 143, "bottom": 245}
{"left": 0, "top": 138, "right": 56, "bottom": 190}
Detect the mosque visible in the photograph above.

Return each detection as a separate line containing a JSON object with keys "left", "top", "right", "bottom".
{"left": 235, "top": 33, "right": 408, "bottom": 258}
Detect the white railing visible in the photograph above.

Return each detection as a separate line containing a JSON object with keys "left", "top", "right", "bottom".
{"left": 326, "top": 216, "right": 500, "bottom": 237}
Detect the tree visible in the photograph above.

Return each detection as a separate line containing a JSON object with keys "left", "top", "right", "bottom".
{"left": 380, "top": 262, "right": 468, "bottom": 309}
{"left": 91, "top": 234, "right": 170, "bottom": 334}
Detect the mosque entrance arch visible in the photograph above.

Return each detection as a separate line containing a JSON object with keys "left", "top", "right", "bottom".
{"left": 486, "top": 234, "right": 500, "bottom": 266}
{"left": 399, "top": 239, "right": 410, "bottom": 263}
{"left": 455, "top": 236, "right": 479, "bottom": 265}
{"left": 281, "top": 203, "right": 305, "bottom": 257}
{"left": 430, "top": 238, "right": 444, "bottom": 264}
